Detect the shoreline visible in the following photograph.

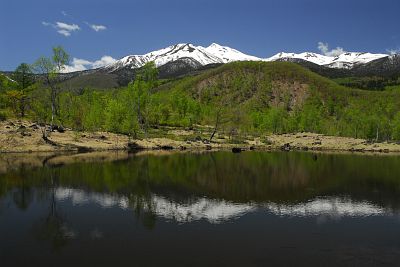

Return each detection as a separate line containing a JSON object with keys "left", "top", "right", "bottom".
{"left": 2, "top": 120, "right": 400, "bottom": 154}
{"left": 1, "top": 148, "right": 399, "bottom": 177}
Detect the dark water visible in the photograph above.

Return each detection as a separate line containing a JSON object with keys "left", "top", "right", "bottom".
{"left": 1, "top": 151, "right": 400, "bottom": 266}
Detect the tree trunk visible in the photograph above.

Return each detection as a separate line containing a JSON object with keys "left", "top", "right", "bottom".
{"left": 20, "top": 97, "right": 25, "bottom": 117}
{"left": 210, "top": 108, "right": 221, "bottom": 142}
{"left": 137, "top": 94, "right": 144, "bottom": 134}
{"left": 210, "top": 127, "right": 217, "bottom": 142}
{"left": 51, "top": 95, "right": 55, "bottom": 131}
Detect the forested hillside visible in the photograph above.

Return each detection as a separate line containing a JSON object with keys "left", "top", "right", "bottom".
{"left": 2, "top": 56, "right": 400, "bottom": 142}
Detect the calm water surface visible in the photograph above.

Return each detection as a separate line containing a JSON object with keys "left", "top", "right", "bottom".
{"left": 1, "top": 151, "right": 400, "bottom": 266}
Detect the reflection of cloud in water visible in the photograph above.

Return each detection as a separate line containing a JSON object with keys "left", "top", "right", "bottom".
{"left": 151, "top": 196, "right": 255, "bottom": 223}
{"left": 55, "top": 188, "right": 391, "bottom": 224}
{"left": 267, "top": 197, "right": 386, "bottom": 219}
{"left": 55, "top": 188, "right": 254, "bottom": 223}
{"left": 56, "top": 188, "right": 129, "bottom": 209}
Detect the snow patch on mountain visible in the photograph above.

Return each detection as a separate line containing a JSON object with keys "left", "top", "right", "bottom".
{"left": 105, "top": 43, "right": 261, "bottom": 72}
{"left": 267, "top": 51, "right": 388, "bottom": 69}
{"left": 266, "top": 52, "right": 333, "bottom": 65}
{"left": 63, "top": 42, "right": 390, "bottom": 73}
{"left": 327, "top": 52, "right": 389, "bottom": 68}
{"left": 204, "top": 43, "right": 261, "bottom": 63}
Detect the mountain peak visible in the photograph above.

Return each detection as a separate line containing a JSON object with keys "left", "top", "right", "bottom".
{"left": 99, "top": 42, "right": 390, "bottom": 73}
{"left": 104, "top": 42, "right": 259, "bottom": 71}
{"left": 207, "top": 43, "right": 224, "bottom": 48}
{"left": 266, "top": 50, "right": 388, "bottom": 69}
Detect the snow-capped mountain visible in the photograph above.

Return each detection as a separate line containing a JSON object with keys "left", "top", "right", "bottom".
{"left": 56, "top": 42, "right": 398, "bottom": 89}
{"left": 266, "top": 51, "right": 388, "bottom": 69}
{"left": 205, "top": 43, "right": 261, "bottom": 63}
{"left": 105, "top": 43, "right": 261, "bottom": 72}
{"left": 266, "top": 52, "right": 333, "bottom": 66}
{"left": 102, "top": 42, "right": 390, "bottom": 73}
{"left": 327, "top": 52, "right": 389, "bottom": 68}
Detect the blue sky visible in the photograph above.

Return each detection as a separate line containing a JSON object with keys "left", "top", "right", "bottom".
{"left": 1, "top": 0, "right": 400, "bottom": 71}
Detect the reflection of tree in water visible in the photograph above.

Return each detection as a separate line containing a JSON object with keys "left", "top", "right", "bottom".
{"left": 13, "top": 186, "right": 33, "bottom": 210}
{"left": 3, "top": 151, "right": 400, "bottom": 224}
{"left": 33, "top": 169, "right": 74, "bottom": 251}
{"left": 12, "top": 169, "right": 33, "bottom": 211}
{"left": 127, "top": 156, "right": 157, "bottom": 230}
{"left": 0, "top": 166, "right": 35, "bottom": 211}
{"left": 129, "top": 194, "right": 157, "bottom": 229}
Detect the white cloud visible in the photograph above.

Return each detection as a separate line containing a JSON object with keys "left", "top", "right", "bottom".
{"left": 92, "top": 56, "right": 116, "bottom": 68}
{"left": 91, "top": 24, "right": 107, "bottom": 32}
{"left": 85, "top": 22, "right": 107, "bottom": 32}
{"left": 57, "top": 30, "right": 71, "bottom": 37}
{"left": 43, "top": 13, "right": 107, "bottom": 37}
{"left": 64, "top": 58, "right": 93, "bottom": 72}
{"left": 56, "top": 22, "right": 80, "bottom": 32}
{"left": 387, "top": 48, "right": 400, "bottom": 56}
{"left": 42, "top": 21, "right": 80, "bottom": 37}
{"left": 317, "top": 42, "right": 346, "bottom": 57}
{"left": 63, "top": 56, "right": 117, "bottom": 73}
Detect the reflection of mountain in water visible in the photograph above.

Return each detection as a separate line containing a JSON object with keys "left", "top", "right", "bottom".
{"left": 55, "top": 188, "right": 391, "bottom": 224}
{"left": 56, "top": 188, "right": 255, "bottom": 223}
{"left": 3, "top": 151, "right": 400, "bottom": 224}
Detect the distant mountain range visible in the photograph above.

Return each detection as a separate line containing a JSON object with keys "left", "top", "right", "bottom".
{"left": 4, "top": 43, "right": 399, "bottom": 89}
{"left": 267, "top": 51, "right": 390, "bottom": 69}
{"left": 99, "top": 42, "right": 392, "bottom": 73}
{"left": 97, "top": 42, "right": 399, "bottom": 80}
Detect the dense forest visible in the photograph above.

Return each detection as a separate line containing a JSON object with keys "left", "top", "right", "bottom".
{"left": 2, "top": 46, "right": 400, "bottom": 142}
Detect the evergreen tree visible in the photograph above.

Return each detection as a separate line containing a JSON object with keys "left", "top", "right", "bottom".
{"left": 11, "top": 63, "right": 35, "bottom": 117}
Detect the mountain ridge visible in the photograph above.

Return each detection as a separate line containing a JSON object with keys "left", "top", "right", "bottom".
{"left": 102, "top": 43, "right": 261, "bottom": 73}
{"left": 93, "top": 42, "right": 391, "bottom": 74}
{"left": 3, "top": 43, "right": 398, "bottom": 90}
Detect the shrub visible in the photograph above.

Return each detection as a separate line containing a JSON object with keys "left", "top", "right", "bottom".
{"left": 0, "top": 111, "right": 7, "bottom": 121}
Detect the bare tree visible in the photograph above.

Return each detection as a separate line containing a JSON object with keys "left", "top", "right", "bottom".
{"left": 209, "top": 106, "right": 224, "bottom": 142}
{"left": 209, "top": 96, "right": 230, "bottom": 142}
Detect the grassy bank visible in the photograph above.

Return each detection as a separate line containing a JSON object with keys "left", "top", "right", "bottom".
{"left": 2, "top": 119, "right": 400, "bottom": 154}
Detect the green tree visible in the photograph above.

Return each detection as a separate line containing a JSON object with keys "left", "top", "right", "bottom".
{"left": 392, "top": 112, "right": 400, "bottom": 140}
{"left": 263, "top": 107, "right": 288, "bottom": 134}
{"left": 33, "top": 46, "right": 69, "bottom": 136}
{"left": 5, "top": 90, "right": 23, "bottom": 115}
{"left": 105, "top": 99, "right": 126, "bottom": 133}
{"left": 343, "top": 107, "right": 365, "bottom": 139}
{"left": 11, "top": 63, "right": 35, "bottom": 117}
{"left": 128, "top": 62, "right": 158, "bottom": 136}
{"left": 82, "top": 90, "right": 106, "bottom": 132}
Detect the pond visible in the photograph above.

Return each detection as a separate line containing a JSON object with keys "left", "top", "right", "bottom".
{"left": 1, "top": 151, "right": 400, "bottom": 266}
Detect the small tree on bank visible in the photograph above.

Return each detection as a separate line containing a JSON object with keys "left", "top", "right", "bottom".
{"left": 10, "top": 63, "right": 35, "bottom": 117}
{"left": 128, "top": 62, "right": 158, "bottom": 138}
{"left": 33, "top": 46, "right": 69, "bottom": 137}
